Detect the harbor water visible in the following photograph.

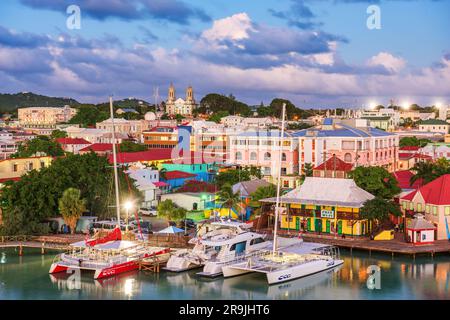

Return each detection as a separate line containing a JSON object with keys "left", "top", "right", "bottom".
{"left": 0, "top": 248, "right": 449, "bottom": 300}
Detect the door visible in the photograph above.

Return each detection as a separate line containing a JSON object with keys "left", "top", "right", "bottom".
{"left": 338, "top": 220, "right": 343, "bottom": 235}
{"left": 326, "top": 220, "right": 330, "bottom": 233}
{"left": 315, "top": 219, "right": 322, "bottom": 233}
{"left": 295, "top": 217, "right": 300, "bottom": 231}
{"left": 307, "top": 218, "right": 311, "bottom": 231}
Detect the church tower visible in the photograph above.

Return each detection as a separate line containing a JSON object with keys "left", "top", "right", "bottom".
{"left": 186, "top": 85, "right": 195, "bottom": 104}
{"left": 168, "top": 82, "right": 176, "bottom": 102}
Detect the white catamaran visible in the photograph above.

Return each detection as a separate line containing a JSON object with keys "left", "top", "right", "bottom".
{"left": 49, "top": 96, "right": 170, "bottom": 280}
{"left": 222, "top": 103, "right": 344, "bottom": 285}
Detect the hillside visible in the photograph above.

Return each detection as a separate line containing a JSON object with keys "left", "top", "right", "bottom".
{"left": 0, "top": 92, "right": 79, "bottom": 112}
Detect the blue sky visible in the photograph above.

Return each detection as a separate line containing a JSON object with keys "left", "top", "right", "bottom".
{"left": 0, "top": 0, "right": 449, "bottom": 107}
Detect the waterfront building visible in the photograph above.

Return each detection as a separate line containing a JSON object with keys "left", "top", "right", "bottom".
{"left": 420, "top": 142, "right": 450, "bottom": 160}
{"left": 418, "top": 119, "right": 450, "bottom": 134}
{"left": 55, "top": 137, "right": 91, "bottom": 154}
{"left": 165, "top": 84, "right": 197, "bottom": 116}
{"left": 405, "top": 214, "right": 436, "bottom": 245}
{"left": 312, "top": 155, "right": 353, "bottom": 178}
{"left": 160, "top": 192, "right": 215, "bottom": 211}
{"left": 18, "top": 106, "right": 77, "bottom": 129}
{"left": 228, "top": 130, "right": 299, "bottom": 188}
{"left": 127, "top": 167, "right": 160, "bottom": 208}
{"left": 293, "top": 118, "right": 399, "bottom": 173}
{"left": 260, "top": 177, "right": 375, "bottom": 236}
{"left": 0, "top": 155, "right": 53, "bottom": 184}
{"left": 400, "top": 174, "right": 450, "bottom": 240}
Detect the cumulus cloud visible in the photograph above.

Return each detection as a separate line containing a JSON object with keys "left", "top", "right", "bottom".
{"left": 367, "top": 52, "right": 406, "bottom": 74}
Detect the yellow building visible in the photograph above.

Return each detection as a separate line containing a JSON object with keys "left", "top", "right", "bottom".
{"left": 260, "top": 177, "right": 375, "bottom": 236}
{"left": 0, "top": 156, "right": 53, "bottom": 183}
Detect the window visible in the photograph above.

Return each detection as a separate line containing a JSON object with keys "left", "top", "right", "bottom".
{"left": 250, "top": 238, "right": 265, "bottom": 245}
{"left": 235, "top": 152, "right": 242, "bottom": 160}
{"left": 433, "top": 206, "right": 437, "bottom": 216}
{"left": 13, "top": 163, "right": 18, "bottom": 172}
{"left": 281, "top": 153, "right": 287, "bottom": 161}
{"left": 409, "top": 202, "right": 414, "bottom": 210}
{"left": 402, "top": 202, "right": 407, "bottom": 210}
{"left": 264, "top": 152, "right": 271, "bottom": 160}
{"left": 425, "top": 205, "right": 430, "bottom": 213}
{"left": 344, "top": 153, "right": 352, "bottom": 163}
{"left": 263, "top": 167, "right": 271, "bottom": 175}
{"left": 250, "top": 152, "right": 257, "bottom": 161}
{"left": 417, "top": 203, "right": 422, "bottom": 212}
{"left": 445, "top": 207, "right": 450, "bottom": 216}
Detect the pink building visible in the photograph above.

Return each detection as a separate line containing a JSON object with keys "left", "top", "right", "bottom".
{"left": 228, "top": 130, "right": 299, "bottom": 188}
{"left": 293, "top": 119, "right": 399, "bottom": 173}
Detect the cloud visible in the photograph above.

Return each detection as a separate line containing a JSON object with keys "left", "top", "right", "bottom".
{"left": 20, "top": 0, "right": 211, "bottom": 24}
{"left": 0, "top": 26, "right": 50, "bottom": 48}
{"left": 269, "top": 0, "right": 322, "bottom": 30}
{"left": 367, "top": 52, "right": 406, "bottom": 74}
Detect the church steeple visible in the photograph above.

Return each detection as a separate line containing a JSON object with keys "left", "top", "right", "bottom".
{"left": 168, "top": 82, "right": 176, "bottom": 102}
{"left": 186, "top": 85, "right": 194, "bottom": 103}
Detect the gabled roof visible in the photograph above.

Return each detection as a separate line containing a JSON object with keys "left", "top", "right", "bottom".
{"left": 261, "top": 177, "right": 374, "bottom": 207}
{"left": 313, "top": 155, "right": 353, "bottom": 172}
{"left": 401, "top": 174, "right": 450, "bottom": 205}
{"left": 108, "top": 149, "right": 173, "bottom": 164}
{"left": 56, "top": 138, "right": 91, "bottom": 145}
{"left": 79, "top": 143, "right": 113, "bottom": 152}
{"left": 232, "top": 179, "right": 271, "bottom": 197}
{"left": 406, "top": 214, "right": 436, "bottom": 230}
{"left": 419, "top": 119, "right": 449, "bottom": 125}
{"left": 163, "top": 170, "right": 197, "bottom": 180}
{"left": 392, "top": 170, "right": 423, "bottom": 190}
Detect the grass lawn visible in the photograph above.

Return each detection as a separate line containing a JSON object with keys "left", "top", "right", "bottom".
{"left": 187, "top": 211, "right": 206, "bottom": 222}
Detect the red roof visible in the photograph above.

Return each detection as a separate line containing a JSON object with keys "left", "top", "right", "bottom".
{"left": 398, "top": 152, "right": 414, "bottom": 160}
{"left": 413, "top": 154, "right": 432, "bottom": 160}
{"left": 399, "top": 146, "right": 420, "bottom": 151}
{"left": 392, "top": 170, "right": 423, "bottom": 190}
{"left": 313, "top": 155, "right": 353, "bottom": 172}
{"left": 108, "top": 149, "right": 173, "bottom": 164}
{"left": 153, "top": 181, "right": 169, "bottom": 187}
{"left": 56, "top": 138, "right": 91, "bottom": 145}
{"left": 163, "top": 170, "right": 197, "bottom": 180}
{"left": 0, "top": 177, "right": 21, "bottom": 183}
{"left": 401, "top": 174, "right": 450, "bottom": 205}
{"left": 80, "top": 143, "right": 113, "bottom": 152}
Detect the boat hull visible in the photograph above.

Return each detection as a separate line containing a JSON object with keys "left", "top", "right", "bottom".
{"left": 49, "top": 263, "right": 69, "bottom": 274}
{"left": 266, "top": 259, "right": 344, "bottom": 285}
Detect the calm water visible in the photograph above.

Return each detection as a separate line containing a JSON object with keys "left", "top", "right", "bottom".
{"left": 0, "top": 248, "right": 449, "bottom": 300}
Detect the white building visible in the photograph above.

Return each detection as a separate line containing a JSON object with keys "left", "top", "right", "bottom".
{"left": 420, "top": 143, "right": 450, "bottom": 160}
{"left": 127, "top": 167, "right": 160, "bottom": 209}
{"left": 165, "top": 84, "right": 197, "bottom": 116}
{"left": 18, "top": 106, "right": 77, "bottom": 128}
{"left": 418, "top": 119, "right": 450, "bottom": 134}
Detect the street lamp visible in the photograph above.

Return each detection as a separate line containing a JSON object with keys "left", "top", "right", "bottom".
{"left": 124, "top": 201, "right": 133, "bottom": 232}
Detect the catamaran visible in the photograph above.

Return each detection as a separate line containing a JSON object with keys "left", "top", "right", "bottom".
{"left": 222, "top": 103, "right": 344, "bottom": 285}
{"left": 164, "top": 219, "right": 271, "bottom": 274}
{"left": 49, "top": 96, "right": 170, "bottom": 280}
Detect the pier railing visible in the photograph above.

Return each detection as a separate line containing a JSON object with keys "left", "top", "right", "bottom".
{"left": 0, "top": 235, "right": 33, "bottom": 243}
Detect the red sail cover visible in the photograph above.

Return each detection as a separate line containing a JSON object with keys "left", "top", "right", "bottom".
{"left": 86, "top": 227, "right": 122, "bottom": 247}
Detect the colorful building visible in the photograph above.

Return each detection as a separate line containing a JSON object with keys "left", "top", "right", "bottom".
{"left": 0, "top": 155, "right": 53, "bottom": 185}
{"left": 260, "top": 177, "right": 375, "bottom": 236}
{"left": 293, "top": 118, "right": 399, "bottom": 173}
{"left": 312, "top": 155, "right": 353, "bottom": 178}
{"left": 400, "top": 174, "right": 450, "bottom": 240}
{"left": 161, "top": 170, "right": 198, "bottom": 189}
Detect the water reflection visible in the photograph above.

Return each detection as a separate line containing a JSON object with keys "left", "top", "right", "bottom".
{"left": 0, "top": 248, "right": 448, "bottom": 300}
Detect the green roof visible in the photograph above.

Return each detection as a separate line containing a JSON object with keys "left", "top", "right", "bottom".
{"left": 361, "top": 116, "right": 391, "bottom": 121}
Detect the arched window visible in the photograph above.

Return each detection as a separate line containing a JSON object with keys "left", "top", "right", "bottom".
{"left": 264, "top": 152, "right": 271, "bottom": 160}
{"left": 281, "top": 153, "right": 287, "bottom": 161}
{"left": 344, "top": 153, "right": 352, "bottom": 163}
{"left": 250, "top": 152, "right": 257, "bottom": 161}
{"left": 236, "top": 152, "right": 242, "bottom": 160}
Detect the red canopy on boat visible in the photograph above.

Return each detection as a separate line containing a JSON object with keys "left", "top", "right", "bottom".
{"left": 86, "top": 227, "right": 122, "bottom": 247}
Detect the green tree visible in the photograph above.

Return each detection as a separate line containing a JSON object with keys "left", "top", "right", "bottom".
{"left": 214, "top": 168, "right": 251, "bottom": 188}
{"left": 51, "top": 130, "right": 68, "bottom": 139}
{"left": 349, "top": 166, "right": 401, "bottom": 199}
{"left": 58, "top": 188, "right": 86, "bottom": 234}
{"left": 410, "top": 159, "right": 450, "bottom": 185}
{"left": 217, "top": 184, "right": 242, "bottom": 219}
{"left": 249, "top": 184, "right": 277, "bottom": 208}
{"left": 269, "top": 98, "right": 312, "bottom": 120}
{"left": 300, "top": 163, "right": 313, "bottom": 182}
{"left": 0, "top": 153, "right": 139, "bottom": 235}
{"left": 12, "top": 136, "right": 64, "bottom": 158}
{"left": 157, "top": 199, "right": 186, "bottom": 226}
{"left": 199, "top": 93, "right": 251, "bottom": 116}
{"left": 209, "top": 110, "right": 229, "bottom": 123}
{"left": 360, "top": 197, "right": 402, "bottom": 230}
{"left": 118, "top": 141, "right": 147, "bottom": 152}
{"left": 399, "top": 136, "right": 431, "bottom": 147}
{"left": 69, "top": 104, "right": 109, "bottom": 127}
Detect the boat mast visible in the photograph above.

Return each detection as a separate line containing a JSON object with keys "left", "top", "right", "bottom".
{"left": 272, "top": 103, "right": 286, "bottom": 254}
{"left": 109, "top": 96, "right": 121, "bottom": 228}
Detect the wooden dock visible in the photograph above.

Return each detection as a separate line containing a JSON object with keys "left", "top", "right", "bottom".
{"left": 138, "top": 252, "right": 171, "bottom": 273}
{"left": 0, "top": 235, "right": 79, "bottom": 255}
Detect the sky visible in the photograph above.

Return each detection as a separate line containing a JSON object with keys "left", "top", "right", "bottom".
{"left": 0, "top": 0, "right": 449, "bottom": 108}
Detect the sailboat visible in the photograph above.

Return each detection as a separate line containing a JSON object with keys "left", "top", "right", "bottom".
{"left": 49, "top": 97, "right": 170, "bottom": 280}
{"left": 222, "top": 103, "right": 344, "bottom": 285}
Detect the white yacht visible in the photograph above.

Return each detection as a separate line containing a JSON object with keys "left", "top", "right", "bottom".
{"left": 164, "top": 220, "right": 270, "bottom": 273}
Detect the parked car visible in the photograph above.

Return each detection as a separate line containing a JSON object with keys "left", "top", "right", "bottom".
{"left": 138, "top": 207, "right": 157, "bottom": 217}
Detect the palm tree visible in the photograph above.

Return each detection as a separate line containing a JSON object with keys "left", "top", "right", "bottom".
{"left": 249, "top": 184, "right": 277, "bottom": 208}
{"left": 410, "top": 161, "right": 437, "bottom": 185}
{"left": 217, "top": 184, "right": 242, "bottom": 219}
{"left": 59, "top": 188, "right": 86, "bottom": 234}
